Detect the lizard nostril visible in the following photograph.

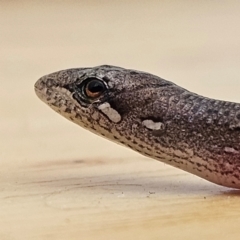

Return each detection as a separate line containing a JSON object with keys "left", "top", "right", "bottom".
{"left": 35, "top": 77, "right": 57, "bottom": 92}
{"left": 46, "top": 78, "right": 56, "bottom": 88}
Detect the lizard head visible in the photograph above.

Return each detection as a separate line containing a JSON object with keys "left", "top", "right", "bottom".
{"left": 35, "top": 65, "right": 173, "bottom": 140}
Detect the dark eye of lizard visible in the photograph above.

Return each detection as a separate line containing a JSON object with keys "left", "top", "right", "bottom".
{"left": 84, "top": 78, "right": 106, "bottom": 99}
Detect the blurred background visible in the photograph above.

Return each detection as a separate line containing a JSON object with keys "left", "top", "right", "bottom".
{"left": 1, "top": 1, "right": 240, "bottom": 239}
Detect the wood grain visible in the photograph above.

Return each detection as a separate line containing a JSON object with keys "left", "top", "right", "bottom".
{"left": 1, "top": 1, "right": 240, "bottom": 239}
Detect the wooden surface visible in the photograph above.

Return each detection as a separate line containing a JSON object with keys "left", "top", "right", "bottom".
{"left": 1, "top": 1, "right": 240, "bottom": 239}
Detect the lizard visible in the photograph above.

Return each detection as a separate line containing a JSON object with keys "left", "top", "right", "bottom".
{"left": 34, "top": 65, "right": 240, "bottom": 189}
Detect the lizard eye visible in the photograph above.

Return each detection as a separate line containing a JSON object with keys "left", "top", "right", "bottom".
{"left": 84, "top": 78, "right": 106, "bottom": 99}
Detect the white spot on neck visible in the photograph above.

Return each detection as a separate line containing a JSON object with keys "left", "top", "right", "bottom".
{"left": 142, "top": 119, "right": 164, "bottom": 130}
{"left": 98, "top": 102, "right": 121, "bottom": 123}
{"left": 224, "top": 147, "right": 239, "bottom": 154}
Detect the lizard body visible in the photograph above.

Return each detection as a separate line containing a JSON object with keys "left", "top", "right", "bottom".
{"left": 35, "top": 65, "right": 240, "bottom": 189}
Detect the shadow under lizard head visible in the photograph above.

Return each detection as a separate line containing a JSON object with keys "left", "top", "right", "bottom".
{"left": 35, "top": 65, "right": 175, "bottom": 135}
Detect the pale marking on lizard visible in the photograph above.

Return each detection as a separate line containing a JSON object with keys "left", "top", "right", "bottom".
{"left": 98, "top": 102, "right": 122, "bottom": 123}
{"left": 142, "top": 119, "right": 164, "bottom": 130}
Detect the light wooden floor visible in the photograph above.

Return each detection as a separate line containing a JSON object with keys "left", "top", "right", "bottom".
{"left": 1, "top": 1, "right": 240, "bottom": 239}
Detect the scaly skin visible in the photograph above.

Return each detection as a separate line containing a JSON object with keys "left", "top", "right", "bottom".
{"left": 35, "top": 65, "right": 240, "bottom": 189}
